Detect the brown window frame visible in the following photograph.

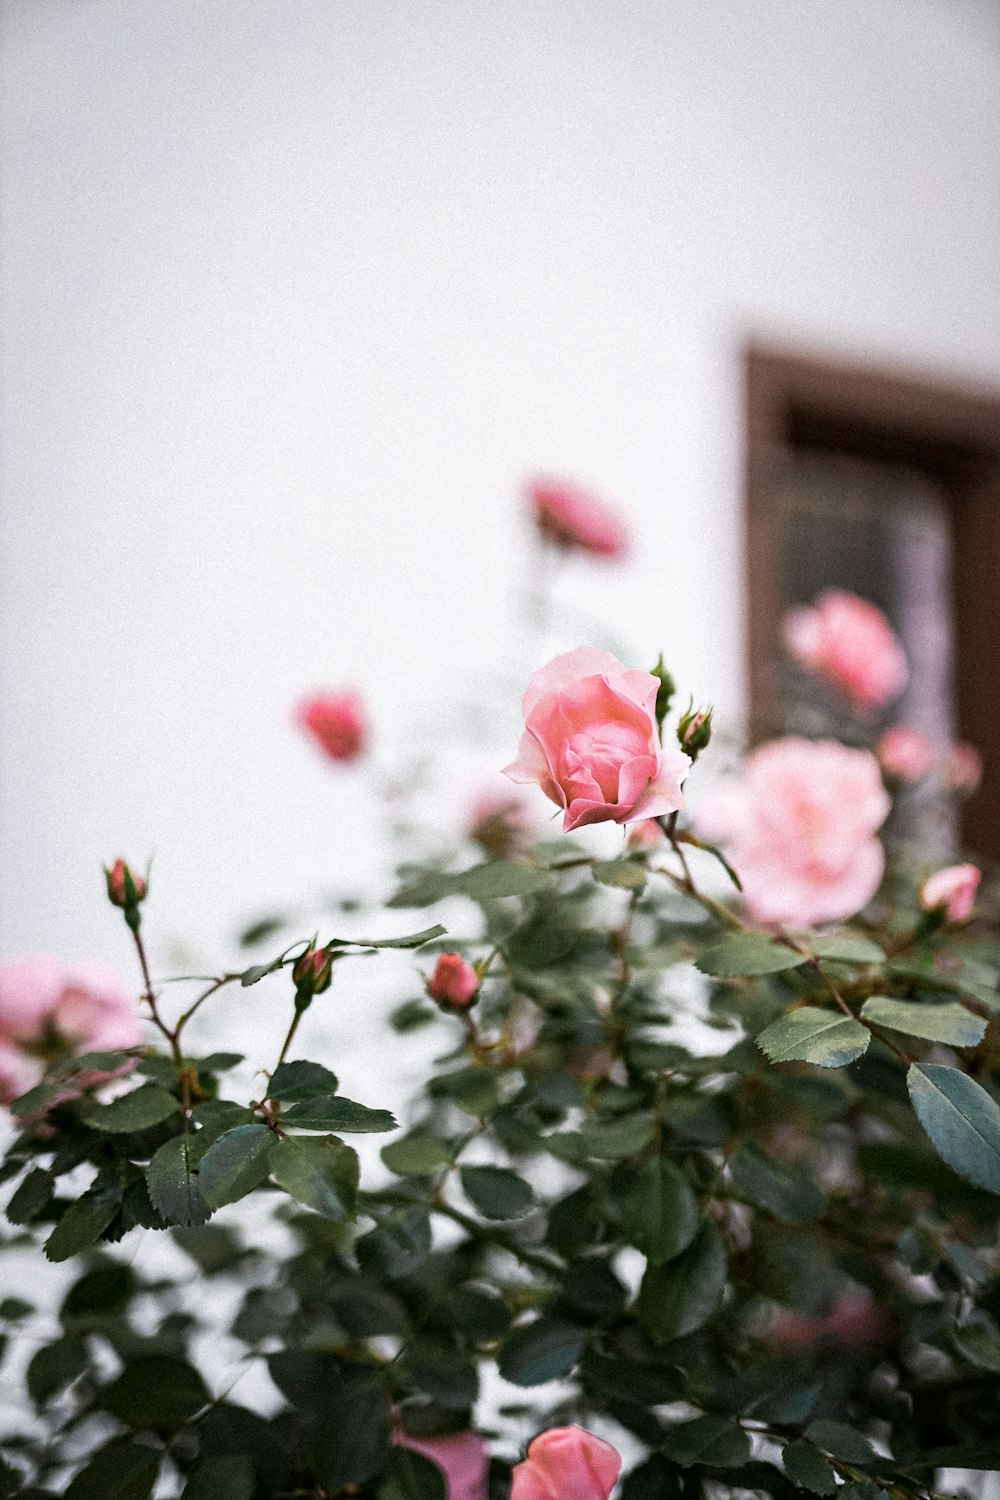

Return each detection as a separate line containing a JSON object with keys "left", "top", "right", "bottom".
{"left": 744, "top": 344, "right": 1000, "bottom": 860}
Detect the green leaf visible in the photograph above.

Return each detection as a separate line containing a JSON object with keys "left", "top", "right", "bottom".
{"left": 908, "top": 1063, "right": 1000, "bottom": 1193}
{"left": 804, "top": 1420, "right": 874, "bottom": 1464}
{"left": 270, "top": 1134, "right": 359, "bottom": 1219}
{"left": 460, "top": 1165, "right": 536, "bottom": 1219}
{"left": 635, "top": 1219, "right": 727, "bottom": 1344}
{"left": 381, "top": 1135, "right": 453, "bottom": 1176}
{"left": 181, "top": 1456, "right": 255, "bottom": 1500}
{"left": 197, "top": 1124, "right": 276, "bottom": 1209}
{"left": 327, "top": 923, "right": 448, "bottom": 948}
{"left": 729, "top": 1144, "right": 826, "bottom": 1224}
{"left": 756, "top": 1007, "right": 870, "bottom": 1068}
{"left": 860, "top": 996, "right": 986, "bottom": 1047}
{"left": 64, "top": 1440, "right": 161, "bottom": 1500}
{"left": 268, "top": 1059, "right": 339, "bottom": 1101}
{"left": 356, "top": 1205, "right": 432, "bottom": 1278}
{"left": 82, "top": 1083, "right": 180, "bottom": 1133}
{"left": 592, "top": 857, "right": 648, "bottom": 891}
{"left": 6, "top": 1166, "right": 55, "bottom": 1225}
{"left": 812, "top": 936, "right": 885, "bottom": 964}
{"left": 621, "top": 1156, "right": 699, "bottom": 1265}
{"left": 27, "top": 1336, "right": 89, "bottom": 1404}
{"left": 496, "top": 1317, "right": 586, "bottom": 1385}
{"left": 267, "top": 1351, "right": 391, "bottom": 1490}
{"left": 146, "top": 1135, "right": 212, "bottom": 1227}
{"left": 696, "top": 934, "right": 805, "bottom": 977}
{"left": 782, "top": 1441, "right": 838, "bottom": 1495}
{"left": 280, "top": 1095, "right": 397, "bottom": 1133}
{"left": 100, "top": 1354, "right": 210, "bottom": 1432}
{"left": 578, "top": 1112, "right": 656, "bottom": 1159}
{"left": 64, "top": 1049, "right": 133, "bottom": 1073}
{"left": 661, "top": 1416, "right": 750, "bottom": 1468}
{"left": 379, "top": 1447, "right": 447, "bottom": 1500}
{"left": 951, "top": 1314, "right": 1000, "bottom": 1372}
{"left": 451, "top": 861, "right": 553, "bottom": 901}
{"left": 45, "top": 1187, "right": 122, "bottom": 1262}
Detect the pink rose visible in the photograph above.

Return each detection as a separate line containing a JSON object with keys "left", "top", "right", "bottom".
{"left": 783, "top": 590, "right": 908, "bottom": 713}
{"left": 510, "top": 1426, "right": 621, "bottom": 1500}
{"left": 468, "top": 787, "right": 534, "bottom": 858}
{"left": 876, "top": 725, "right": 935, "bottom": 783}
{"left": 504, "top": 648, "right": 691, "bottom": 833}
{"left": 427, "top": 953, "right": 479, "bottom": 1009}
{"left": 767, "top": 1289, "right": 888, "bottom": 1353}
{"left": 945, "top": 741, "right": 983, "bottom": 797}
{"left": 627, "top": 818, "right": 665, "bottom": 850}
{"left": 0, "top": 955, "right": 142, "bottom": 1053}
{"left": 697, "top": 738, "right": 890, "bottom": 926}
{"left": 527, "top": 476, "right": 628, "bottom": 561}
{"left": 395, "top": 1432, "right": 488, "bottom": 1500}
{"left": 920, "top": 863, "right": 980, "bottom": 923}
{"left": 295, "top": 689, "right": 367, "bottom": 763}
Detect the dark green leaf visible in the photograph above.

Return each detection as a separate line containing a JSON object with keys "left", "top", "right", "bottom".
{"left": 697, "top": 934, "right": 804, "bottom": 977}
{"left": 812, "top": 936, "right": 885, "bottom": 964}
{"left": 635, "top": 1219, "right": 727, "bottom": 1344}
{"left": 27, "top": 1336, "right": 88, "bottom": 1404}
{"left": 782, "top": 1441, "right": 838, "bottom": 1495}
{"left": 6, "top": 1167, "right": 54, "bottom": 1225}
{"left": 382, "top": 1135, "right": 453, "bottom": 1176}
{"left": 451, "top": 862, "right": 553, "bottom": 901}
{"left": 621, "top": 1156, "right": 699, "bottom": 1265}
{"left": 951, "top": 1314, "right": 1000, "bottom": 1372}
{"left": 239, "top": 915, "right": 287, "bottom": 947}
{"left": 404, "top": 1341, "right": 478, "bottom": 1408}
{"left": 181, "top": 1456, "right": 255, "bottom": 1500}
{"left": 592, "top": 858, "right": 648, "bottom": 891}
{"left": 328, "top": 923, "right": 448, "bottom": 949}
{"left": 729, "top": 1144, "right": 826, "bottom": 1223}
{"left": 45, "top": 1187, "right": 122, "bottom": 1262}
{"left": 82, "top": 1084, "right": 179, "bottom": 1134}
{"left": 907, "top": 1063, "right": 1000, "bottom": 1193}
{"left": 582, "top": 1349, "right": 684, "bottom": 1406}
{"left": 805, "top": 1421, "right": 874, "bottom": 1464}
{"left": 198, "top": 1124, "right": 276, "bottom": 1209}
{"left": 100, "top": 1354, "right": 210, "bottom": 1432}
{"left": 146, "top": 1136, "right": 212, "bottom": 1227}
{"left": 460, "top": 1165, "right": 536, "bottom": 1220}
{"left": 267, "top": 1351, "right": 391, "bottom": 1490}
{"left": 356, "top": 1205, "right": 432, "bottom": 1278}
{"left": 62, "top": 1263, "right": 135, "bottom": 1320}
{"left": 756, "top": 1007, "right": 870, "bottom": 1068}
{"left": 193, "top": 1052, "right": 244, "bottom": 1073}
{"left": 861, "top": 996, "right": 986, "bottom": 1047}
{"left": 281, "top": 1095, "right": 397, "bottom": 1133}
{"left": 64, "top": 1440, "right": 161, "bottom": 1500}
{"left": 661, "top": 1416, "right": 750, "bottom": 1468}
{"left": 267, "top": 1059, "right": 339, "bottom": 1101}
{"left": 380, "top": 1447, "right": 447, "bottom": 1500}
{"left": 270, "top": 1133, "right": 359, "bottom": 1218}
{"left": 578, "top": 1113, "right": 655, "bottom": 1159}
{"left": 496, "top": 1317, "right": 586, "bottom": 1385}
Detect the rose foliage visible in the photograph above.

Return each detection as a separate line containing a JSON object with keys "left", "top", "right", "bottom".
{"left": 3, "top": 616, "right": 1000, "bottom": 1499}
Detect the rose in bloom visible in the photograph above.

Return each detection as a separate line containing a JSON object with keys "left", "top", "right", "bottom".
{"left": 510, "top": 1426, "right": 621, "bottom": 1500}
{"left": 783, "top": 589, "right": 908, "bottom": 713}
{"left": 295, "top": 690, "right": 367, "bottom": 763}
{"left": 697, "top": 738, "right": 890, "bottom": 926}
{"left": 946, "top": 740, "right": 983, "bottom": 796}
{"left": 527, "top": 475, "right": 629, "bottom": 560}
{"left": 876, "top": 725, "right": 935, "bottom": 783}
{"left": 504, "top": 648, "right": 691, "bottom": 833}
{"left": 920, "top": 863, "right": 980, "bottom": 923}
{"left": 395, "top": 1431, "right": 488, "bottom": 1500}
{"left": 427, "top": 953, "right": 479, "bottom": 1009}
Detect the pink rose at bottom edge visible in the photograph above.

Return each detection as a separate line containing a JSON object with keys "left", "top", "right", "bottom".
{"left": 394, "top": 1431, "right": 489, "bottom": 1500}
{"left": 511, "top": 1426, "right": 621, "bottom": 1500}
{"left": 920, "top": 863, "right": 981, "bottom": 923}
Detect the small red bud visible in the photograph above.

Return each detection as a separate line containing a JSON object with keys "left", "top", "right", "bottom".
{"left": 427, "top": 953, "right": 479, "bottom": 1009}
{"left": 292, "top": 946, "right": 334, "bottom": 997}
{"left": 105, "top": 859, "right": 147, "bottom": 909}
{"left": 677, "top": 705, "right": 713, "bottom": 757}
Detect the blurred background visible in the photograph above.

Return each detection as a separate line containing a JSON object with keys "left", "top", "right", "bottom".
{"left": 3, "top": 0, "right": 1000, "bottom": 979}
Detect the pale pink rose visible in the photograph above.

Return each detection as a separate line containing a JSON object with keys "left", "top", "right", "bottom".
{"left": 696, "top": 738, "right": 890, "bottom": 926}
{"left": 920, "top": 863, "right": 980, "bottom": 923}
{"left": 0, "top": 1041, "right": 41, "bottom": 1107}
{"left": 0, "top": 955, "right": 141, "bottom": 1053}
{"left": 504, "top": 648, "right": 691, "bottom": 833}
{"left": 0, "top": 954, "right": 67, "bottom": 1042}
{"left": 395, "top": 1432, "right": 489, "bottom": 1500}
{"left": 427, "top": 953, "right": 479, "bottom": 1009}
{"left": 511, "top": 1426, "right": 621, "bottom": 1500}
{"left": 876, "top": 725, "right": 935, "bottom": 783}
{"left": 783, "top": 590, "right": 908, "bottom": 713}
{"left": 527, "top": 476, "right": 629, "bottom": 560}
{"left": 295, "top": 689, "right": 367, "bottom": 763}
{"left": 945, "top": 740, "right": 983, "bottom": 797}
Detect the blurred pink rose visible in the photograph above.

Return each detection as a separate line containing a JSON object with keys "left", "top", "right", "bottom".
{"left": 0, "top": 955, "right": 142, "bottom": 1054}
{"left": 783, "top": 590, "right": 908, "bottom": 713}
{"left": 876, "top": 725, "right": 935, "bottom": 783}
{"left": 527, "top": 476, "right": 629, "bottom": 561}
{"left": 295, "top": 689, "right": 367, "bottom": 763}
{"left": 0, "top": 1041, "right": 40, "bottom": 1107}
{"left": 504, "top": 648, "right": 690, "bottom": 833}
{"left": 511, "top": 1426, "right": 621, "bottom": 1500}
{"left": 697, "top": 738, "right": 890, "bottom": 926}
{"left": 395, "top": 1431, "right": 488, "bottom": 1500}
{"left": 767, "top": 1289, "right": 888, "bottom": 1353}
{"left": 920, "top": 863, "right": 980, "bottom": 923}
{"left": 468, "top": 788, "right": 533, "bottom": 858}
{"left": 427, "top": 953, "right": 479, "bottom": 1009}
{"left": 945, "top": 740, "right": 983, "bottom": 796}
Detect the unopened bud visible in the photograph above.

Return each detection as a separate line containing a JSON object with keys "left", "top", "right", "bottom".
{"left": 292, "top": 945, "right": 334, "bottom": 1001}
{"left": 427, "top": 953, "right": 479, "bottom": 1009}
{"left": 649, "top": 655, "right": 675, "bottom": 732}
{"left": 677, "top": 704, "right": 713, "bottom": 758}
{"left": 105, "top": 859, "right": 147, "bottom": 909}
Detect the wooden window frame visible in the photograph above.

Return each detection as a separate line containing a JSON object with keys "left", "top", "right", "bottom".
{"left": 744, "top": 345, "right": 1000, "bottom": 860}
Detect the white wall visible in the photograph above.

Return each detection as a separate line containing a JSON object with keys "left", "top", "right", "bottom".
{"left": 3, "top": 0, "right": 1000, "bottom": 982}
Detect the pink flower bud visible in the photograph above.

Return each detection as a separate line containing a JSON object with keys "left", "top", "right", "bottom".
{"left": 468, "top": 789, "right": 533, "bottom": 859}
{"left": 920, "top": 863, "right": 981, "bottom": 923}
{"left": 295, "top": 690, "right": 367, "bottom": 763}
{"left": 291, "top": 946, "right": 334, "bottom": 997}
{"left": 511, "top": 1426, "right": 621, "bottom": 1500}
{"left": 627, "top": 818, "right": 664, "bottom": 851}
{"left": 527, "top": 476, "right": 629, "bottom": 561}
{"left": 677, "top": 704, "right": 713, "bottom": 756}
{"left": 105, "top": 859, "right": 147, "bottom": 907}
{"left": 783, "top": 589, "right": 908, "bottom": 714}
{"left": 875, "top": 725, "right": 935, "bottom": 784}
{"left": 427, "top": 953, "right": 479, "bottom": 1009}
{"left": 946, "top": 740, "right": 983, "bottom": 797}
